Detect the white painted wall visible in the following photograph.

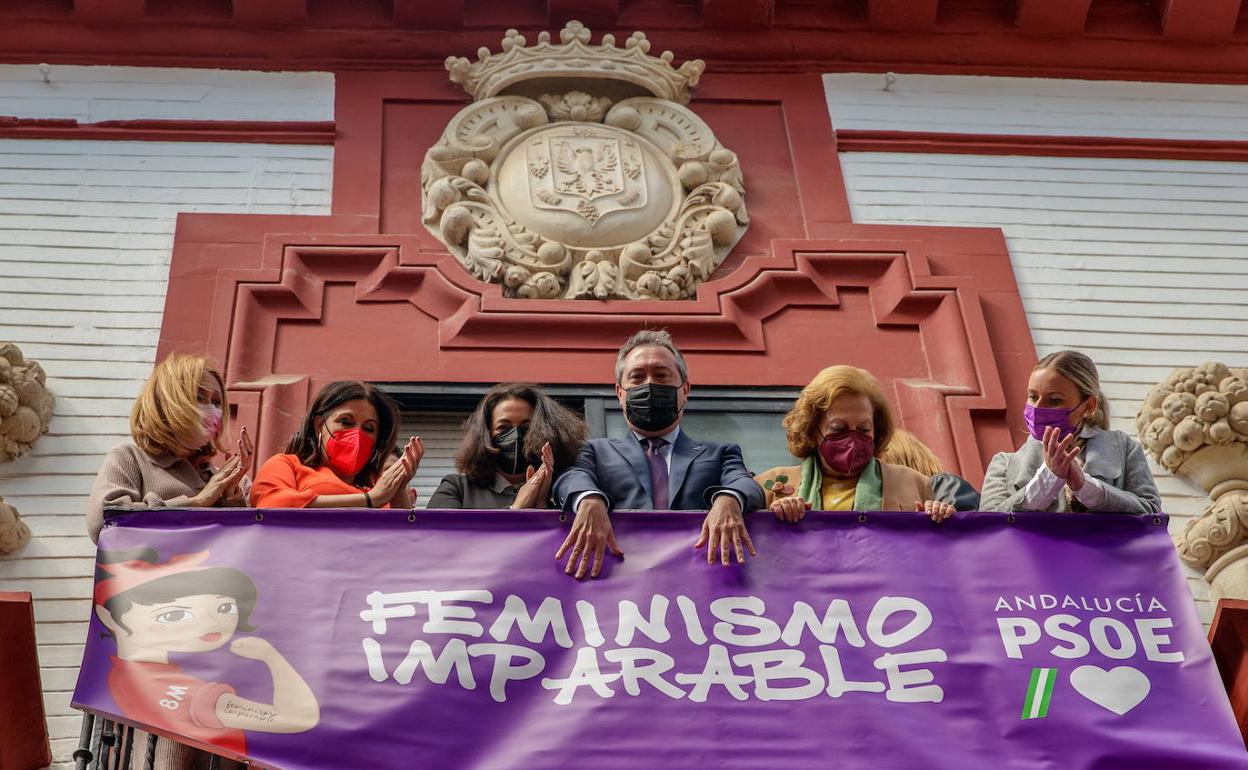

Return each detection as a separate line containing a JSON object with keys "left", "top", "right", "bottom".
{"left": 826, "top": 74, "right": 1248, "bottom": 626}
{"left": 0, "top": 65, "right": 334, "bottom": 122}
{"left": 0, "top": 64, "right": 333, "bottom": 768}
{"left": 823, "top": 73, "right": 1248, "bottom": 140}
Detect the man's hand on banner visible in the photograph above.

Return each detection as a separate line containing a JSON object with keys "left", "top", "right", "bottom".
{"left": 512, "top": 442, "right": 555, "bottom": 510}
{"left": 769, "top": 481, "right": 810, "bottom": 523}
{"left": 556, "top": 496, "right": 623, "bottom": 579}
{"left": 696, "top": 494, "right": 756, "bottom": 565}
{"left": 916, "top": 499, "right": 955, "bottom": 523}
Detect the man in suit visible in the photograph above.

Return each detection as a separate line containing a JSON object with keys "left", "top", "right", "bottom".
{"left": 553, "top": 330, "right": 765, "bottom": 578}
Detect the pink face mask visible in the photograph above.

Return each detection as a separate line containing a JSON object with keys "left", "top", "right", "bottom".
{"left": 817, "top": 430, "right": 875, "bottom": 476}
{"left": 1023, "top": 400, "right": 1088, "bottom": 442}
{"left": 197, "top": 404, "right": 223, "bottom": 447}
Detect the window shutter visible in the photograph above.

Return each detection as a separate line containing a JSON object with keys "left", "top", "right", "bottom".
{"left": 399, "top": 411, "right": 470, "bottom": 508}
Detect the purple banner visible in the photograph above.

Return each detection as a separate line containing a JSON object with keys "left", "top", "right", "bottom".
{"left": 74, "top": 509, "right": 1247, "bottom": 770}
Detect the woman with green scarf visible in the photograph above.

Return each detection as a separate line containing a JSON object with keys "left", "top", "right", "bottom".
{"left": 755, "top": 365, "right": 955, "bottom": 522}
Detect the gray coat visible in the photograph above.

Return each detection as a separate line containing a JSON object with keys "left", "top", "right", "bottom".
{"left": 426, "top": 473, "right": 525, "bottom": 510}
{"left": 980, "top": 429, "right": 1161, "bottom": 514}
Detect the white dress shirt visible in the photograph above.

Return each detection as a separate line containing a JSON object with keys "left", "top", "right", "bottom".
{"left": 1019, "top": 424, "right": 1109, "bottom": 511}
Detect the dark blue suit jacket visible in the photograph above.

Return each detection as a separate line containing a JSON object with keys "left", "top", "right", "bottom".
{"left": 553, "top": 430, "right": 765, "bottom": 512}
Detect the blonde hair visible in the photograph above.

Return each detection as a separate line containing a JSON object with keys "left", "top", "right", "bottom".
{"left": 130, "top": 354, "right": 229, "bottom": 457}
{"left": 782, "top": 365, "right": 895, "bottom": 459}
{"left": 1034, "top": 351, "right": 1110, "bottom": 430}
{"left": 880, "top": 429, "right": 943, "bottom": 476}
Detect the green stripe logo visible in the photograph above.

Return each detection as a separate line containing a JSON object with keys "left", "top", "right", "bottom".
{"left": 1022, "top": 667, "right": 1056, "bottom": 720}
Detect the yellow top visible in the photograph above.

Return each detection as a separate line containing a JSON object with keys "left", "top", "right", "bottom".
{"left": 820, "top": 475, "right": 857, "bottom": 511}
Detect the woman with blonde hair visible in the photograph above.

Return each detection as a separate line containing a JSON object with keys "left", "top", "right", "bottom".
{"left": 87, "top": 353, "right": 252, "bottom": 542}
{"left": 85, "top": 353, "right": 253, "bottom": 770}
{"left": 980, "top": 350, "right": 1160, "bottom": 513}
{"left": 756, "top": 365, "right": 955, "bottom": 522}
{"left": 881, "top": 429, "right": 981, "bottom": 511}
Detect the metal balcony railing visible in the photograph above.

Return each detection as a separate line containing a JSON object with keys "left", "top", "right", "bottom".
{"left": 72, "top": 712, "right": 226, "bottom": 770}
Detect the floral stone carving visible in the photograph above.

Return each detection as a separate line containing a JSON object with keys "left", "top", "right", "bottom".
{"left": 1136, "top": 361, "right": 1248, "bottom": 477}
{"left": 0, "top": 342, "right": 54, "bottom": 463}
{"left": 0, "top": 496, "right": 31, "bottom": 556}
{"left": 1139, "top": 362, "right": 1248, "bottom": 599}
{"left": 423, "top": 21, "right": 749, "bottom": 300}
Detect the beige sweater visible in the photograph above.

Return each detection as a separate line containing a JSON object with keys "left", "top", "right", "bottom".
{"left": 86, "top": 443, "right": 249, "bottom": 770}
{"left": 85, "top": 443, "right": 245, "bottom": 542}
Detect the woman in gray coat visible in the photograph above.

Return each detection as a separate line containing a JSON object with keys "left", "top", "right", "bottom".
{"left": 981, "top": 351, "right": 1160, "bottom": 514}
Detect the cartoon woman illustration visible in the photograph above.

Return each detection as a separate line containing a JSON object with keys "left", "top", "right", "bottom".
{"left": 92, "top": 548, "right": 320, "bottom": 755}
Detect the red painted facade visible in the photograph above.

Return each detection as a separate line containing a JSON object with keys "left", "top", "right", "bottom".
{"left": 2, "top": 0, "right": 1248, "bottom": 81}
{"left": 155, "top": 71, "right": 1035, "bottom": 484}
{"left": 0, "top": 593, "right": 51, "bottom": 770}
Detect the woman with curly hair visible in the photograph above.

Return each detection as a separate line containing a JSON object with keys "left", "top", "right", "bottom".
{"left": 755, "top": 365, "right": 954, "bottom": 522}
{"left": 427, "top": 383, "right": 586, "bottom": 509}
{"left": 87, "top": 354, "right": 253, "bottom": 543}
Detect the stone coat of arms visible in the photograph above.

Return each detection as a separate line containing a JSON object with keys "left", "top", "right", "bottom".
{"left": 529, "top": 131, "right": 647, "bottom": 225}
{"left": 421, "top": 21, "right": 748, "bottom": 300}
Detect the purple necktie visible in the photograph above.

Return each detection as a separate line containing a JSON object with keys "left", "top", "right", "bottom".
{"left": 643, "top": 437, "right": 669, "bottom": 511}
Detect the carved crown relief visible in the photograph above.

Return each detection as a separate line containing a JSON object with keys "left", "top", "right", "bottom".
{"left": 422, "top": 21, "right": 749, "bottom": 300}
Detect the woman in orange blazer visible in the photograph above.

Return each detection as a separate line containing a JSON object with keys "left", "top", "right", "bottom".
{"left": 251, "top": 381, "right": 422, "bottom": 509}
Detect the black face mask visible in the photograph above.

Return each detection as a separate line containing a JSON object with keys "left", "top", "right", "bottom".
{"left": 624, "top": 383, "right": 682, "bottom": 433}
{"left": 491, "top": 425, "right": 529, "bottom": 476}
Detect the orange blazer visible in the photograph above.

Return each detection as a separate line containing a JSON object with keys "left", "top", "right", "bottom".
{"left": 250, "top": 454, "right": 379, "bottom": 509}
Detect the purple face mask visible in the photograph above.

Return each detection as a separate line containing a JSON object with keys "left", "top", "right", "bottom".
{"left": 1023, "top": 401, "right": 1084, "bottom": 441}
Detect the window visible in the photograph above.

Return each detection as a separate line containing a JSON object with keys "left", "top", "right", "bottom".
{"left": 379, "top": 383, "right": 800, "bottom": 503}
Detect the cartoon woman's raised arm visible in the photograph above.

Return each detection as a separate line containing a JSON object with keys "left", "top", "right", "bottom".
{"left": 213, "top": 637, "right": 319, "bottom": 734}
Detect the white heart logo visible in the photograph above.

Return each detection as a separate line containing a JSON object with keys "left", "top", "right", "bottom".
{"left": 1069, "top": 665, "right": 1151, "bottom": 715}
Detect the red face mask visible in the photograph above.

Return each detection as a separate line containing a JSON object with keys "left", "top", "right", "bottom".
{"left": 817, "top": 430, "right": 875, "bottom": 476}
{"left": 322, "top": 427, "right": 375, "bottom": 478}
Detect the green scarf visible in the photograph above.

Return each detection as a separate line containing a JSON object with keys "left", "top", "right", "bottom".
{"left": 796, "top": 455, "right": 884, "bottom": 512}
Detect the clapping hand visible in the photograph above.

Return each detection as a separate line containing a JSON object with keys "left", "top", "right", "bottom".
{"left": 221, "top": 426, "right": 254, "bottom": 502}
{"left": 194, "top": 427, "right": 252, "bottom": 506}
{"left": 1065, "top": 455, "right": 1087, "bottom": 492}
{"left": 371, "top": 437, "right": 424, "bottom": 507}
{"left": 1042, "top": 426, "right": 1083, "bottom": 486}
{"left": 194, "top": 454, "right": 245, "bottom": 506}
{"left": 512, "top": 442, "right": 555, "bottom": 510}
